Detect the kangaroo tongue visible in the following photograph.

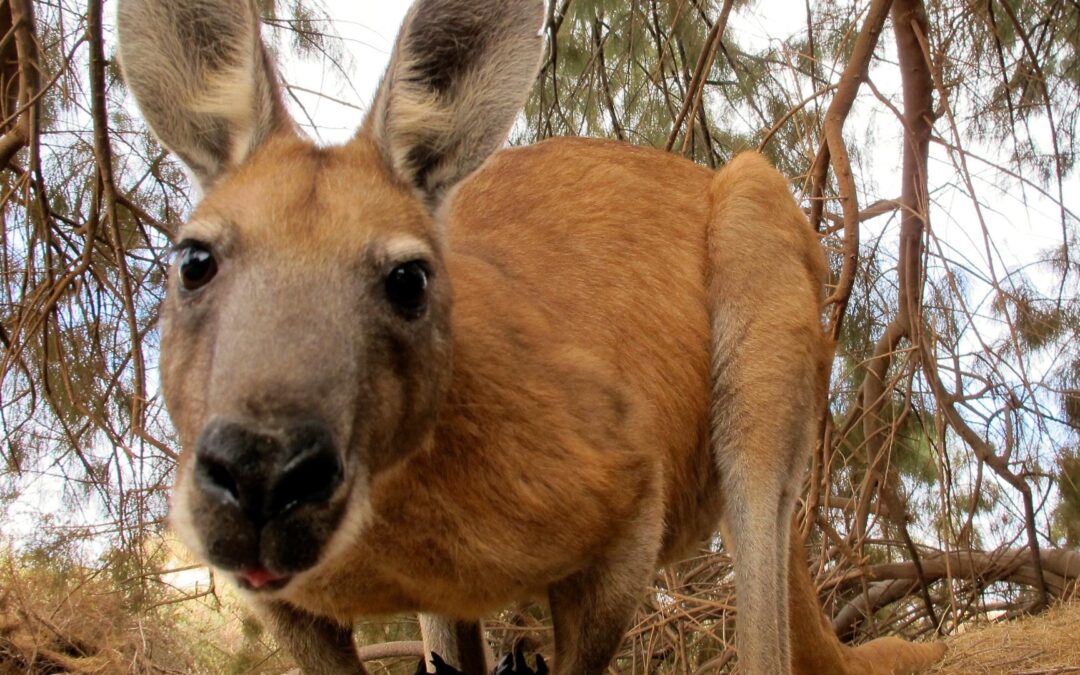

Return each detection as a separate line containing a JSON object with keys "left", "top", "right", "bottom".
{"left": 240, "top": 566, "right": 286, "bottom": 589}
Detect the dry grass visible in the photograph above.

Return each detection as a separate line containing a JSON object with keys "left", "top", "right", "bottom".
{"left": 0, "top": 553, "right": 292, "bottom": 675}
{"left": 929, "top": 599, "right": 1080, "bottom": 675}
{"left": 1, "top": 544, "right": 1077, "bottom": 675}
{"left": 0, "top": 567, "right": 176, "bottom": 674}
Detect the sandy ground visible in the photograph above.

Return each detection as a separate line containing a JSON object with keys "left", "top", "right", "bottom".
{"left": 928, "top": 599, "right": 1080, "bottom": 675}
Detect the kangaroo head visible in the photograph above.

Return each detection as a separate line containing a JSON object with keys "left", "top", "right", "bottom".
{"left": 118, "top": 0, "right": 543, "bottom": 590}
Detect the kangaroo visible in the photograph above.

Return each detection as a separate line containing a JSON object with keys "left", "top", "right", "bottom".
{"left": 117, "top": 0, "right": 946, "bottom": 673}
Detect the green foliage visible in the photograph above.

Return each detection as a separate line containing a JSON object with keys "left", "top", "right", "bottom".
{"left": 1062, "top": 362, "right": 1080, "bottom": 430}
{"left": 1052, "top": 448, "right": 1080, "bottom": 547}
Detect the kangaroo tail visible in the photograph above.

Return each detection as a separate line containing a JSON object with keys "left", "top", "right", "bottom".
{"left": 789, "top": 530, "right": 947, "bottom": 675}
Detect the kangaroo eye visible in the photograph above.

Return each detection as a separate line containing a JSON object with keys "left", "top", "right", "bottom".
{"left": 177, "top": 242, "right": 218, "bottom": 291}
{"left": 385, "top": 260, "right": 430, "bottom": 319}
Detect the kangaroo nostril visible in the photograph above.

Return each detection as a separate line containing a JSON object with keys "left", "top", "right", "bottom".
{"left": 270, "top": 447, "right": 343, "bottom": 517}
{"left": 194, "top": 417, "right": 341, "bottom": 521}
{"left": 196, "top": 454, "right": 241, "bottom": 506}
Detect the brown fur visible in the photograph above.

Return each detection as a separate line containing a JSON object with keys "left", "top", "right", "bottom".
{"left": 118, "top": 1, "right": 946, "bottom": 674}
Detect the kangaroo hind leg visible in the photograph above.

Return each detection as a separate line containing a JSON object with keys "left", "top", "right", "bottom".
{"left": 547, "top": 486, "right": 665, "bottom": 675}
{"left": 418, "top": 615, "right": 491, "bottom": 675}
{"left": 707, "top": 152, "right": 830, "bottom": 675}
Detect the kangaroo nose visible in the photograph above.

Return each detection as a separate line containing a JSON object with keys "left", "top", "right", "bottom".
{"left": 194, "top": 418, "right": 343, "bottom": 522}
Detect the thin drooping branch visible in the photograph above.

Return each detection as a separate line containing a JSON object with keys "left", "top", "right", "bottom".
{"left": 920, "top": 354, "right": 1053, "bottom": 610}
{"left": 994, "top": 0, "right": 1070, "bottom": 277}
{"left": 664, "top": 0, "right": 733, "bottom": 152}
{"left": 88, "top": 0, "right": 147, "bottom": 438}
{"left": 536, "top": 0, "right": 574, "bottom": 140}
{"left": 903, "top": 9, "right": 1054, "bottom": 611}
{"left": 812, "top": 0, "right": 894, "bottom": 341}
{"left": 592, "top": 13, "right": 624, "bottom": 142}
{"left": 678, "top": 0, "right": 732, "bottom": 156}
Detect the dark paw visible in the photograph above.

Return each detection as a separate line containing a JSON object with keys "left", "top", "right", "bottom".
{"left": 414, "top": 645, "right": 548, "bottom": 675}
{"left": 493, "top": 643, "right": 548, "bottom": 675}
{"left": 415, "top": 652, "right": 467, "bottom": 675}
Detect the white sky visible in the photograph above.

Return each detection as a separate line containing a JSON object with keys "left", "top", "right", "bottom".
{"left": 277, "top": 1, "right": 410, "bottom": 142}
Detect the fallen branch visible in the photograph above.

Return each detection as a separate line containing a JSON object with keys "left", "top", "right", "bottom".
{"left": 830, "top": 548, "right": 1080, "bottom": 639}
{"left": 356, "top": 640, "right": 425, "bottom": 662}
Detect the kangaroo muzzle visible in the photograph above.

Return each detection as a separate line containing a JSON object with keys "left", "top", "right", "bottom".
{"left": 189, "top": 415, "right": 346, "bottom": 589}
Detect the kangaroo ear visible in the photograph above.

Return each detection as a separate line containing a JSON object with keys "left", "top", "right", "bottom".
{"left": 363, "top": 0, "right": 545, "bottom": 210}
{"left": 118, "top": 0, "right": 292, "bottom": 189}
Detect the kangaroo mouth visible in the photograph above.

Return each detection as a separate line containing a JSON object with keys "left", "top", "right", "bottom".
{"left": 237, "top": 565, "right": 293, "bottom": 592}
{"left": 194, "top": 498, "right": 347, "bottom": 589}
{"left": 177, "top": 415, "right": 351, "bottom": 588}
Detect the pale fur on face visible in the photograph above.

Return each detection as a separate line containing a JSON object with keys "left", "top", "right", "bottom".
{"left": 168, "top": 476, "right": 207, "bottom": 562}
